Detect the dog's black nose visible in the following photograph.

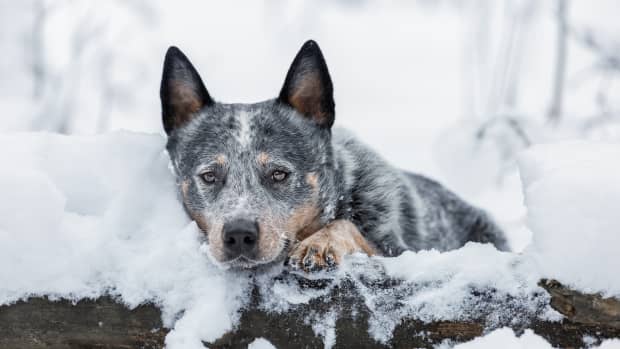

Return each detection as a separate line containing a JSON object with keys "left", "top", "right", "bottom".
{"left": 222, "top": 219, "right": 258, "bottom": 258}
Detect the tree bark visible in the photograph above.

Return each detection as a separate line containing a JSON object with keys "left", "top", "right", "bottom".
{"left": 0, "top": 279, "right": 618, "bottom": 349}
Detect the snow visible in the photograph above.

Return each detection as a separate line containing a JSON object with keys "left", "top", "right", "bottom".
{"left": 448, "top": 327, "right": 620, "bottom": 349}
{"left": 248, "top": 338, "right": 277, "bottom": 349}
{"left": 366, "top": 244, "right": 547, "bottom": 342}
{"left": 0, "top": 131, "right": 250, "bottom": 349}
{"left": 0, "top": 132, "right": 618, "bottom": 348}
{"left": 451, "top": 328, "right": 553, "bottom": 349}
{"left": 599, "top": 339, "right": 620, "bottom": 349}
{"left": 449, "top": 328, "right": 620, "bottom": 349}
{"left": 518, "top": 141, "right": 620, "bottom": 296}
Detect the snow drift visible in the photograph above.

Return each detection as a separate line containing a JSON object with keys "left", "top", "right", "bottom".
{"left": 519, "top": 141, "right": 620, "bottom": 296}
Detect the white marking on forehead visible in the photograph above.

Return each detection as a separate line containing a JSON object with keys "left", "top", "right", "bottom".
{"left": 236, "top": 110, "right": 254, "bottom": 148}
{"left": 212, "top": 195, "right": 255, "bottom": 220}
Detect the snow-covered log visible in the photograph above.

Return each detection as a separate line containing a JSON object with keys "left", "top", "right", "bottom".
{"left": 1, "top": 278, "right": 618, "bottom": 349}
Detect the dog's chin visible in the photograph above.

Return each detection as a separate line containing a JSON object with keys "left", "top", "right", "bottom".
{"left": 219, "top": 252, "right": 287, "bottom": 271}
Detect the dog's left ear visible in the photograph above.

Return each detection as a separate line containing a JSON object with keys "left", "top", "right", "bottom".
{"left": 160, "top": 46, "right": 213, "bottom": 135}
{"left": 279, "top": 40, "right": 335, "bottom": 128}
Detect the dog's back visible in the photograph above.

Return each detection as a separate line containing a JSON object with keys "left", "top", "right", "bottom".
{"left": 331, "top": 129, "right": 509, "bottom": 256}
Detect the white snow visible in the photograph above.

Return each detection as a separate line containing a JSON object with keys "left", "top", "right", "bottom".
{"left": 0, "top": 131, "right": 250, "bottom": 349}
{"left": 0, "top": 132, "right": 618, "bottom": 348}
{"left": 449, "top": 327, "right": 620, "bottom": 349}
{"left": 451, "top": 328, "right": 553, "bottom": 349}
{"left": 361, "top": 244, "right": 547, "bottom": 342}
{"left": 248, "top": 338, "right": 277, "bottom": 349}
{"left": 519, "top": 141, "right": 620, "bottom": 296}
{"left": 259, "top": 244, "right": 550, "bottom": 344}
{"left": 599, "top": 339, "right": 620, "bottom": 349}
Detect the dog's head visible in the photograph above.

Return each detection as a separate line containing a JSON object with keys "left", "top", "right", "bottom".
{"left": 161, "top": 41, "right": 339, "bottom": 269}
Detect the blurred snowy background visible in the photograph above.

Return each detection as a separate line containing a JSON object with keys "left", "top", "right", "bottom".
{"left": 1, "top": 0, "right": 619, "bottom": 251}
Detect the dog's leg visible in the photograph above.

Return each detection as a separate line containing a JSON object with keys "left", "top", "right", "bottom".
{"left": 288, "top": 220, "right": 377, "bottom": 271}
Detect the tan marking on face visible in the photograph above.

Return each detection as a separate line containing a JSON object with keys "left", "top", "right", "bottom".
{"left": 256, "top": 216, "right": 287, "bottom": 262}
{"left": 181, "top": 179, "right": 190, "bottom": 197}
{"left": 215, "top": 154, "right": 226, "bottom": 165}
{"left": 205, "top": 220, "right": 225, "bottom": 261}
{"left": 305, "top": 172, "right": 318, "bottom": 189}
{"left": 288, "top": 220, "right": 377, "bottom": 271}
{"left": 180, "top": 179, "right": 209, "bottom": 233}
{"left": 281, "top": 172, "right": 322, "bottom": 242}
{"left": 190, "top": 212, "right": 209, "bottom": 234}
{"left": 254, "top": 172, "right": 323, "bottom": 262}
{"left": 257, "top": 152, "right": 269, "bottom": 166}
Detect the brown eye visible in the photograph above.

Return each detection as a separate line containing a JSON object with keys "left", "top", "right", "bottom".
{"left": 201, "top": 171, "right": 217, "bottom": 184}
{"left": 271, "top": 170, "right": 288, "bottom": 182}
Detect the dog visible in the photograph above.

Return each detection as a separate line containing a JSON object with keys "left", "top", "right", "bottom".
{"left": 160, "top": 40, "right": 508, "bottom": 271}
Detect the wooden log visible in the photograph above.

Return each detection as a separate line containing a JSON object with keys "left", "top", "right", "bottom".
{"left": 0, "top": 297, "right": 167, "bottom": 349}
{"left": 0, "top": 279, "right": 618, "bottom": 349}
{"left": 539, "top": 279, "right": 620, "bottom": 329}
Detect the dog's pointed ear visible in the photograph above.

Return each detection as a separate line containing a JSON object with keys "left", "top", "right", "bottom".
{"left": 160, "top": 46, "right": 213, "bottom": 135}
{"left": 279, "top": 40, "right": 335, "bottom": 128}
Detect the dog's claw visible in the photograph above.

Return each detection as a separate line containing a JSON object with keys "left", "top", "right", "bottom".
{"left": 302, "top": 247, "right": 318, "bottom": 270}
{"left": 287, "top": 256, "right": 300, "bottom": 270}
{"left": 325, "top": 250, "right": 336, "bottom": 268}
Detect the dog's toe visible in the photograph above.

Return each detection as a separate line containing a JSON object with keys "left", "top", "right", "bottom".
{"left": 288, "top": 240, "right": 333, "bottom": 272}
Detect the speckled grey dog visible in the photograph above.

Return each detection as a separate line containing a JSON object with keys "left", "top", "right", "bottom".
{"left": 161, "top": 40, "right": 508, "bottom": 270}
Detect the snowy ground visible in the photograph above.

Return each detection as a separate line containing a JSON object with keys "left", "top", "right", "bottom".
{"left": 0, "top": 131, "right": 619, "bottom": 348}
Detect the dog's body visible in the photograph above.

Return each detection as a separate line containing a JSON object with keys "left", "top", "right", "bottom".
{"left": 327, "top": 129, "right": 508, "bottom": 256}
{"left": 160, "top": 40, "right": 508, "bottom": 270}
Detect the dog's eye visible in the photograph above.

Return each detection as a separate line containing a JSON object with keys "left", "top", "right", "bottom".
{"left": 271, "top": 170, "right": 288, "bottom": 182}
{"left": 201, "top": 171, "right": 217, "bottom": 184}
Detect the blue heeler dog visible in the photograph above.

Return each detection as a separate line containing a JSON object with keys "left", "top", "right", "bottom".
{"left": 161, "top": 40, "right": 508, "bottom": 271}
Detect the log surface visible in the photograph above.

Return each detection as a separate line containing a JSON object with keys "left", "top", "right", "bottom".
{"left": 0, "top": 279, "right": 618, "bottom": 349}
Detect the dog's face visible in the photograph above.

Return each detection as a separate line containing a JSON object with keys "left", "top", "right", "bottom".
{"left": 161, "top": 41, "right": 337, "bottom": 269}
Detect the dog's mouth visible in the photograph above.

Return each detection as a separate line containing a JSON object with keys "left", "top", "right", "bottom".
{"left": 222, "top": 254, "right": 284, "bottom": 270}
{"left": 209, "top": 238, "right": 292, "bottom": 270}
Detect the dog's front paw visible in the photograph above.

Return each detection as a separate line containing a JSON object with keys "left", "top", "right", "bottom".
{"left": 287, "top": 220, "right": 376, "bottom": 272}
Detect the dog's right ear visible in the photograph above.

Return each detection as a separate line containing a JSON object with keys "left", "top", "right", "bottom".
{"left": 160, "top": 46, "right": 212, "bottom": 135}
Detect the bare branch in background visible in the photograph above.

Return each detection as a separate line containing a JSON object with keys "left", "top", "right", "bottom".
{"left": 461, "top": 0, "right": 536, "bottom": 186}
{"left": 476, "top": 115, "right": 531, "bottom": 148}
{"left": 30, "top": 0, "right": 60, "bottom": 100}
{"left": 566, "top": 24, "right": 620, "bottom": 133}
{"left": 547, "top": 0, "right": 569, "bottom": 125}
{"left": 25, "top": 0, "right": 157, "bottom": 134}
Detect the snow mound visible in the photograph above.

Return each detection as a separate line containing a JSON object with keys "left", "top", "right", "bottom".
{"left": 448, "top": 327, "right": 620, "bottom": 349}
{"left": 518, "top": 141, "right": 620, "bottom": 296}
{"left": 0, "top": 132, "right": 250, "bottom": 349}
